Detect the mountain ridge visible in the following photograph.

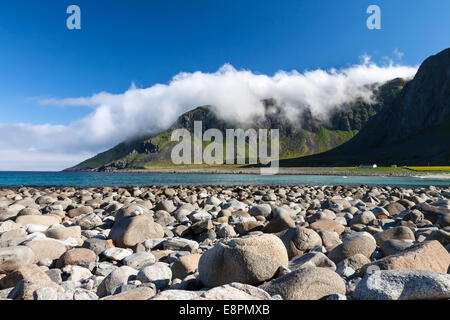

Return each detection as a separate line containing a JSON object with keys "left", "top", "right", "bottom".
{"left": 64, "top": 77, "right": 406, "bottom": 171}
{"left": 280, "top": 47, "right": 450, "bottom": 167}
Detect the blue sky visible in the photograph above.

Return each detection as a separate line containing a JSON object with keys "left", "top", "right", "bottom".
{"left": 0, "top": 0, "right": 448, "bottom": 170}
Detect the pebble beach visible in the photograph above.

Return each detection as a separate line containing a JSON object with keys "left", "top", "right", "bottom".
{"left": 0, "top": 184, "right": 449, "bottom": 300}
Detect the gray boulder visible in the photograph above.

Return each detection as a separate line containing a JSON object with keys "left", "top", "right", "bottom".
{"left": 379, "top": 239, "right": 414, "bottom": 256}
{"left": 279, "top": 227, "right": 322, "bottom": 259}
{"left": 260, "top": 266, "right": 346, "bottom": 300}
{"left": 354, "top": 270, "right": 450, "bottom": 300}
{"left": 373, "top": 226, "right": 415, "bottom": 245}
{"left": 249, "top": 204, "right": 272, "bottom": 218}
{"left": 109, "top": 215, "right": 164, "bottom": 248}
{"left": 263, "top": 208, "right": 295, "bottom": 233}
{"left": 328, "top": 232, "right": 377, "bottom": 263}
{"left": 122, "top": 252, "right": 156, "bottom": 269}
{"left": 96, "top": 266, "right": 138, "bottom": 298}
{"left": 137, "top": 262, "right": 172, "bottom": 289}
{"left": 289, "top": 252, "right": 336, "bottom": 271}
{"left": 0, "top": 246, "right": 35, "bottom": 273}
{"left": 198, "top": 233, "right": 288, "bottom": 287}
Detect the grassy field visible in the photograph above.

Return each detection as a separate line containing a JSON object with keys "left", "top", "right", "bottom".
{"left": 316, "top": 166, "right": 450, "bottom": 173}
{"left": 324, "top": 167, "right": 410, "bottom": 173}
{"left": 407, "top": 166, "right": 450, "bottom": 173}
{"left": 314, "top": 166, "right": 450, "bottom": 174}
{"left": 134, "top": 163, "right": 450, "bottom": 174}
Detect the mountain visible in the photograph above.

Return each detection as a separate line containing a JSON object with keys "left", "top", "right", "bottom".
{"left": 280, "top": 47, "right": 450, "bottom": 167}
{"left": 65, "top": 77, "right": 405, "bottom": 172}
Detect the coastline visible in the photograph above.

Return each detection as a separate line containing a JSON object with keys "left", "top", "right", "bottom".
{"left": 77, "top": 167, "right": 450, "bottom": 178}
{"left": 1, "top": 170, "right": 450, "bottom": 189}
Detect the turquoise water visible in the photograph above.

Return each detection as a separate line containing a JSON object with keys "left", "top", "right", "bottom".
{"left": 0, "top": 171, "right": 449, "bottom": 187}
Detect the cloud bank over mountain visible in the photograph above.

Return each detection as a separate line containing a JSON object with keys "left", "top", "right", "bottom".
{"left": 0, "top": 59, "right": 417, "bottom": 170}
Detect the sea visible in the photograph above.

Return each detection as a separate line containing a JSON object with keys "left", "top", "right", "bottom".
{"left": 0, "top": 171, "right": 449, "bottom": 188}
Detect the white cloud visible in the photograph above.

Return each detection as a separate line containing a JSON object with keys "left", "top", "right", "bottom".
{"left": 0, "top": 58, "right": 418, "bottom": 170}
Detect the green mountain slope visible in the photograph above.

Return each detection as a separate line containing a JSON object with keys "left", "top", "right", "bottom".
{"left": 64, "top": 78, "right": 407, "bottom": 171}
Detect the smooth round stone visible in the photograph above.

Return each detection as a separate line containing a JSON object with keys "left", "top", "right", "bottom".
{"left": 82, "top": 238, "right": 112, "bottom": 255}
{"left": 73, "top": 288, "right": 99, "bottom": 300}
{"left": 198, "top": 233, "right": 288, "bottom": 287}
{"left": 82, "top": 230, "right": 100, "bottom": 238}
{"left": 109, "top": 215, "right": 164, "bottom": 248}
{"left": 15, "top": 215, "right": 61, "bottom": 227}
{"left": 103, "top": 248, "right": 133, "bottom": 261}
{"left": 336, "top": 254, "right": 371, "bottom": 272}
{"left": 350, "top": 211, "right": 376, "bottom": 225}
{"left": 33, "top": 287, "right": 59, "bottom": 300}
{"left": 380, "top": 239, "right": 414, "bottom": 256}
{"left": 0, "top": 228, "right": 27, "bottom": 242}
{"left": 260, "top": 266, "right": 346, "bottom": 300}
{"left": 63, "top": 265, "right": 93, "bottom": 282}
{"left": 137, "top": 262, "right": 172, "bottom": 289}
{"left": 25, "top": 224, "right": 49, "bottom": 233}
{"left": 58, "top": 237, "right": 80, "bottom": 247}
{"left": 0, "top": 220, "right": 21, "bottom": 233}
{"left": 95, "top": 262, "right": 119, "bottom": 277}
{"left": 0, "top": 246, "right": 35, "bottom": 273}
{"left": 96, "top": 266, "right": 138, "bottom": 298}
{"left": 171, "top": 254, "right": 201, "bottom": 280}
{"left": 373, "top": 226, "right": 415, "bottom": 245}
{"left": 354, "top": 270, "right": 450, "bottom": 300}
{"left": 216, "top": 224, "right": 237, "bottom": 238}
{"left": 17, "top": 208, "right": 41, "bottom": 216}
{"left": 46, "top": 226, "right": 81, "bottom": 240}
{"left": 289, "top": 252, "right": 336, "bottom": 271}
{"left": 279, "top": 227, "right": 322, "bottom": 259}
{"left": 328, "top": 232, "right": 377, "bottom": 263}
{"left": 25, "top": 239, "right": 67, "bottom": 263}
{"left": 22, "top": 232, "right": 47, "bottom": 242}
{"left": 248, "top": 204, "right": 272, "bottom": 218}
{"left": 143, "top": 238, "right": 166, "bottom": 250}
{"left": 335, "top": 217, "right": 347, "bottom": 226}
{"left": 122, "top": 252, "right": 156, "bottom": 269}
{"left": 336, "top": 265, "right": 356, "bottom": 277}
{"left": 56, "top": 248, "right": 97, "bottom": 268}
{"left": 263, "top": 208, "right": 295, "bottom": 233}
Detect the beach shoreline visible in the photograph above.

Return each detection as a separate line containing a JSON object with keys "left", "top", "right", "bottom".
{"left": 0, "top": 184, "right": 449, "bottom": 301}
{"left": 78, "top": 167, "right": 450, "bottom": 178}
{"left": 2, "top": 169, "right": 450, "bottom": 189}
